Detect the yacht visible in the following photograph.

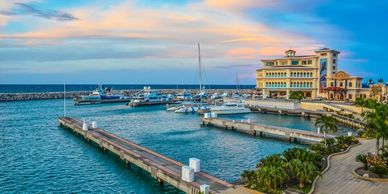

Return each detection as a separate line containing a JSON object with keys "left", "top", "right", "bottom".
{"left": 130, "top": 87, "right": 171, "bottom": 104}
{"left": 176, "top": 89, "right": 193, "bottom": 100}
{"left": 74, "top": 84, "right": 129, "bottom": 105}
{"left": 207, "top": 102, "right": 250, "bottom": 115}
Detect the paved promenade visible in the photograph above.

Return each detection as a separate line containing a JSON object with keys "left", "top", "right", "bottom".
{"left": 314, "top": 139, "right": 388, "bottom": 194}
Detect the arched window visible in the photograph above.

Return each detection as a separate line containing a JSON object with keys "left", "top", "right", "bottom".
{"left": 349, "top": 82, "right": 353, "bottom": 87}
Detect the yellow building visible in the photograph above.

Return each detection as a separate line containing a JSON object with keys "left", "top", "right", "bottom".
{"left": 255, "top": 48, "right": 386, "bottom": 101}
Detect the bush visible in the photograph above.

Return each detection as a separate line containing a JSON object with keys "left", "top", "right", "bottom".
{"left": 310, "top": 143, "right": 327, "bottom": 155}
{"left": 370, "top": 166, "right": 388, "bottom": 177}
{"left": 356, "top": 154, "right": 368, "bottom": 170}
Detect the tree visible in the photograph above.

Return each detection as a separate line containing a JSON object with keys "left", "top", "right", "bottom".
{"left": 256, "top": 165, "right": 289, "bottom": 193}
{"left": 367, "top": 78, "right": 374, "bottom": 85}
{"left": 363, "top": 103, "right": 388, "bottom": 153}
{"left": 289, "top": 91, "right": 304, "bottom": 102}
{"left": 356, "top": 154, "right": 368, "bottom": 170}
{"left": 315, "top": 115, "right": 338, "bottom": 147}
{"left": 288, "top": 159, "right": 319, "bottom": 188}
{"left": 355, "top": 97, "right": 366, "bottom": 113}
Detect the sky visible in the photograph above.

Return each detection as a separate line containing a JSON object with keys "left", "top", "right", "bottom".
{"left": 0, "top": 0, "right": 387, "bottom": 84}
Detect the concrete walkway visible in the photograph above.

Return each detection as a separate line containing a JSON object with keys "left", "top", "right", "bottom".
{"left": 314, "top": 139, "right": 388, "bottom": 194}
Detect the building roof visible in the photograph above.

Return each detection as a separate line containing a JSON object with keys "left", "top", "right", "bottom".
{"left": 314, "top": 48, "right": 340, "bottom": 54}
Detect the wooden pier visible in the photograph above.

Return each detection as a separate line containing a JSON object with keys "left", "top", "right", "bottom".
{"left": 59, "top": 117, "right": 241, "bottom": 194}
{"left": 202, "top": 117, "right": 336, "bottom": 144}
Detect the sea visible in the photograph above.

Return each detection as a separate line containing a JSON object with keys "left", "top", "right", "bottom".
{"left": 0, "top": 86, "right": 354, "bottom": 193}
{"left": 0, "top": 84, "right": 256, "bottom": 93}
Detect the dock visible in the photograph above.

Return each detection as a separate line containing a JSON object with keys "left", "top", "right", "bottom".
{"left": 127, "top": 100, "right": 173, "bottom": 107}
{"left": 74, "top": 98, "right": 131, "bottom": 105}
{"left": 201, "top": 117, "right": 335, "bottom": 144}
{"left": 59, "top": 117, "right": 242, "bottom": 194}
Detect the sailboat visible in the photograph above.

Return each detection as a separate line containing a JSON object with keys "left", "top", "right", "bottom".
{"left": 175, "top": 43, "right": 208, "bottom": 113}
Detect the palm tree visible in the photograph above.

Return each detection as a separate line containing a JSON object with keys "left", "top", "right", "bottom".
{"left": 356, "top": 154, "right": 368, "bottom": 170}
{"left": 289, "top": 159, "right": 319, "bottom": 188}
{"left": 315, "top": 115, "right": 338, "bottom": 147}
{"left": 256, "top": 165, "right": 289, "bottom": 192}
{"left": 355, "top": 97, "right": 366, "bottom": 113}
{"left": 364, "top": 103, "right": 388, "bottom": 152}
{"left": 290, "top": 91, "right": 304, "bottom": 102}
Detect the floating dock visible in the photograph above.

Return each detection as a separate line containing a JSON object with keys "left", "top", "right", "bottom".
{"left": 127, "top": 101, "right": 173, "bottom": 107}
{"left": 59, "top": 117, "right": 242, "bottom": 194}
{"left": 201, "top": 117, "right": 335, "bottom": 144}
{"left": 74, "top": 98, "right": 131, "bottom": 105}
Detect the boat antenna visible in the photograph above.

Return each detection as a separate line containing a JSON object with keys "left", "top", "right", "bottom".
{"left": 198, "top": 42, "right": 203, "bottom": 105}
{"left": 63, "top": 81, "right": 66, "bottom": 117}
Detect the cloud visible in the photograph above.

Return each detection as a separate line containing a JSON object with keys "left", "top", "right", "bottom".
{"left": 0, "top": 3, "right": 78, "bottom": 21}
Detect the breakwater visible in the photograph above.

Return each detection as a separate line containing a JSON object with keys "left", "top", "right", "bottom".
{"left": 0, "top": 89, "right": 256, "bottom": 102}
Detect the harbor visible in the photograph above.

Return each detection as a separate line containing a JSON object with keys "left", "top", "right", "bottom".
{"left": 59, "top": 117, "right": 238, "bottom": 194}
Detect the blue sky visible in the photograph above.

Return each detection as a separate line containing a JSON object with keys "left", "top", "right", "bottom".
{"left": 0, "top": 0, "right": 387, "bottom": 84}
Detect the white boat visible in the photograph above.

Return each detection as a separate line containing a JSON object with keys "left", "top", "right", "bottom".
{"left": 210, "top": 93, "right": 222, "bottom": 99}
{"left": 176, "top": 89, "right": 193, "bottom": 100}
{"left": 174, "top": 105, "right": 199, "bottom": 113}
{"left": 208, "top": 102, "right": 250, "bottom": 115}
{"left": 166, "top": 101, "right": 201, "bottom": 111}
{"left": 130, "top": 86, "right": 170, "bottom": 103}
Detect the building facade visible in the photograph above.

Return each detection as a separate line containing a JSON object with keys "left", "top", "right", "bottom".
{"left": 256, "top": 48, "right": 387, "bottom": 101}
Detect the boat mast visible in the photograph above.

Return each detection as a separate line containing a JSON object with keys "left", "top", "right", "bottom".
{"left": 198, "top": 43, "right": 203, "bottom": 105}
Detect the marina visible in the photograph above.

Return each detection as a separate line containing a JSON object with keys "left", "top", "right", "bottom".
{"left": 1, "top": 99, "right": 307, "bottom": 193}
{"left": 59, "top": 117, "right": 238, "bottom": 194}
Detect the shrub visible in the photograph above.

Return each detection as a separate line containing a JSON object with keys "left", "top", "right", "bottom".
{"left": 310, "top": 143, "right": 327, "bottom": 156}
{"left": 356, "top": 154, "right": 368, "bottom": 170}
{"left": 370, "top": 165, "right": 388, "bottom": 177}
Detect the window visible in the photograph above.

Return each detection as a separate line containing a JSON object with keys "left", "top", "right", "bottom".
{"left": 308, "top": 60, "right": 312, "bottom": 64}
{"left": 333, "top": 66, "right": 336, "bottom": 70}
{"left": 333, "top": 53, "right": 337, "bottom": 57}
{"left": 340, "top": 82, "right": 343, "bottom": 87}
{"left": 302, "top": 61, "right": 307, "bottom": 65}
{"left": 291, "top": 60, "right": 299, "bottom": 65}
{"left": 349, "top": 82, "right": 353, "bottom": 87}
{"left": 333, "top": 59, "right": 336, "bottom": 64}
{"left": 330, "top": 82, "right": 334, "bottom": 87}
{"left": 321, "top": 53, "right": 327, "bottom": 56}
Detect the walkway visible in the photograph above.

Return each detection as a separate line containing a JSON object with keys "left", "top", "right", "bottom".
{"left": 314, "top": 139, "right": 388, "bottom": 194}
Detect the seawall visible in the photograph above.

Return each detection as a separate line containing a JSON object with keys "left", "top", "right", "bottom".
{"left": 0, "top": 89, "right": 256, "bottom": 102}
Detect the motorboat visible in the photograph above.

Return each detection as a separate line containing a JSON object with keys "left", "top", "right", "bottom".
{"left": 130, "top": 86, "right": 171, "bottom": 103}
{"left": 166, "top": 101, "right": 201, "bottom": 111}
{"left": 207, "top": 102, "right": 250, "bottom": 115}
{"left": 74, "top": 84, "right": 129, "bottom": 104}
{"left": 210, "top": 93, "right": 222, "bottom": 99}
{"left": 176, "top": 89, "right": 193, "bottom": 100}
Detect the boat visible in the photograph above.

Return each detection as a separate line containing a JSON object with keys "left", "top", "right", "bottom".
{"left": 176, "top": 89, "right": 193, "bottom": 100}
{"left": 74, "top": 84, "right": 130, "bottom": 105}
{"left": 166, "top": 101, "right": 201, "bottom": 111}
{"left": 207, "top": 102, "right": 251, "bottom": 115}
{"left": 128, "top": 86, "right": 172, "bottom": 107}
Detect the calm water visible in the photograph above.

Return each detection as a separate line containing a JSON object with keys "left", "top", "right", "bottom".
{"left": 0, "top": 99, "right": 330, "bottom": 193}
{"left": 0, "top": 84, "right": 255, "bottom": 93}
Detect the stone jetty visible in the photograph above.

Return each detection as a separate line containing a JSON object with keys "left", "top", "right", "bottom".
{"left": 0, "top": 89, "right": 256, "bottom": 102}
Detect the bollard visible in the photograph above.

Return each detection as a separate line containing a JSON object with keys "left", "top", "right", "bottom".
{"left": 82, "top": 119, "right": 88, "bottom": 131}
{"left": 181, "top": 166, "right": 194, "bottom": 182}
{"left": 92, "top": 121, "right": 97, "bottom": 128}
{"left": 189, "top": 158, "right": 200, "bottom": 172}
{"left": 200, "top": 184, "right": 210, "bottom": 194}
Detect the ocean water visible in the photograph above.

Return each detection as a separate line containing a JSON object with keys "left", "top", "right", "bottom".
{"left": 0, "top": 84, "right": 255, "bottom": 93}
{"left": 0, "top": 99, "right": 334, "bottom": 193}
